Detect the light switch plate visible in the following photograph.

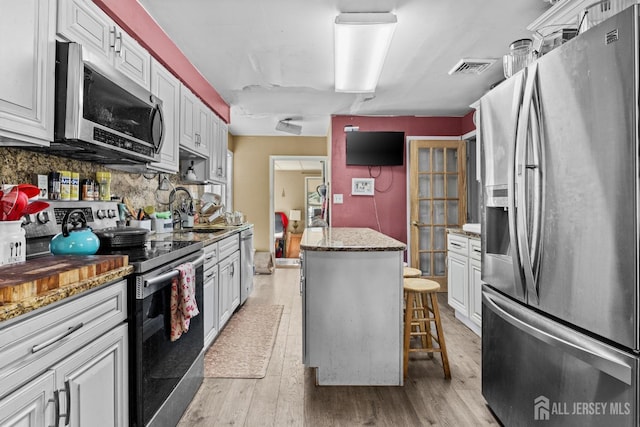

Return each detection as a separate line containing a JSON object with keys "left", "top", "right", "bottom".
{"left": 333, "top": 194, "right": 343, "bottom": 204}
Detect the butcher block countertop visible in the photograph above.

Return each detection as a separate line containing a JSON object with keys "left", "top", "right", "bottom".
{"left": 301, "top": 227, "right": 406, "bottom": 252}
{"left": 0, "top": 255, "right": 133, "bottom": 322}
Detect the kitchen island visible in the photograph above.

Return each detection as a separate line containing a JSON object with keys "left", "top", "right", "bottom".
{"left": 300, "top": 227, "right": 406, "bottom": 385}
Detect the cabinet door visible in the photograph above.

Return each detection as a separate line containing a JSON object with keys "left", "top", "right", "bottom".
{"left": 470, "top": 259, "right": 483, "bottom": 328}
{"left": 179, "top": 84, "right": 197, "bottom": 151}
{"left": 53, "top": 324, "right": 128, "bottom": 427}
{"left": 218, "top": 259, "right": 232, "bottom": 329}
{"left": 0, "top": 371, "right": 55, "bottom": 427}
{"left": 203, "top": 266, "right": 219, "bottom": 348}
{"left": 230, "top": 253, "right": 240, "bottom": 312}
{"left": 113, "top": 30, "right": 151, "bottom": 89}
{"left": 150, "top": 58, "right": 180, "bottom": 173}
{"left": 57, "top": 0, "right": 112, "bottom": 61}
{"left": 217, "top": 121, "right": 229, "bottom": 180}
{"left": 194, "top": 101, "right": 210, "bottom": 157}
{"left": 208, "top": 114, "right": 220, "bottom": 180}
{"left": 0, "top": 0, "right": 55, "bottom": 146}
{"left": 447, "top": 252, "right": 468, "bottom": 313}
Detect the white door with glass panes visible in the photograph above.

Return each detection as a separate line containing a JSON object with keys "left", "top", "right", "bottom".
{"left": 409, "top": 140, "right": 466, "bottom": 291}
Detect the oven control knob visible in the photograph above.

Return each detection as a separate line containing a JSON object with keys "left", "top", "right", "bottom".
{"left": 107, "top": 209, "right": 117, "bottom": 218}
{"left": 22, "top": 214, "right": 32, "bottom": 225}
{"left": 37, "top": 211, "right": 50, "bottom": 224}
{"left": 96, "top": 209, "right": 106, "bottom": 219}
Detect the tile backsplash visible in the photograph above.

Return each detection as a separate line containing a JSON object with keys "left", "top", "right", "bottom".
{"left": 0, "top": 147, "right": 189, "bottom": 210}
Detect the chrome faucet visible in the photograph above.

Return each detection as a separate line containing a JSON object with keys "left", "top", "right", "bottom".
{"left": 170, "top": 186, "right": 193, "bottom": 230}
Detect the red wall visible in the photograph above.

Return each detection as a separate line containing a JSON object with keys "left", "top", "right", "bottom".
{"left": 330, "top": 115, "right": 475, "bottom": 244}
{"left": 93, "top": 0, "right": 230, "bottom": 123}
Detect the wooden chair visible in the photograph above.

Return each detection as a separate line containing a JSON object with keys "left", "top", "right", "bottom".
{"left": 403, "top": 277, "right": 451, "bottom": 379}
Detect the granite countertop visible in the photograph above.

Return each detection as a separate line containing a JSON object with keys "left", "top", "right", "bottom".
{"left": 447, "top": 228, "right": 481, "bottom": 239}
{"left": 149, "top": 223, "right": 253, "bottom": 246}
{"left": 301, "top": 227, "right": 406, "bottom": 252}
{"left": 0, "top": 265, "right": 133, "bottom": 322}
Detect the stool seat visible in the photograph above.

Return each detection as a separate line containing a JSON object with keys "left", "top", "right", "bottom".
{"left": 403, "top": 267, "right": 422, "bottom": 278}
{"left": 404, "top": 277, "right": 439, "bottom": 292}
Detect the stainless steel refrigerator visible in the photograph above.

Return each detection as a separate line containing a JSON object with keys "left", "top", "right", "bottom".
{"left": 480, "top": 5, "right": 639, "bottom": 426}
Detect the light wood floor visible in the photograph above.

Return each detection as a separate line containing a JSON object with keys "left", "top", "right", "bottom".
{"left": 178, "top": 267, "right": 499, "bottom": 426}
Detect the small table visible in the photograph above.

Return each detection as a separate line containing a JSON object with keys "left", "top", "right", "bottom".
{"left": 286, "top": 232, "right": 303, "bottom": 258}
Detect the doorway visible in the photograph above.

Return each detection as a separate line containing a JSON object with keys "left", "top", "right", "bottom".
{"left": 269, "top": 156, "right": 328, "bottom": 267}
{"left": 408, "top": 139, "right": 467, "bottom": 291}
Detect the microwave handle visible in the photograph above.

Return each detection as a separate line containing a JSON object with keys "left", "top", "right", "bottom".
{"left": 150, "top": 95, "right": 165, "bottom": 153}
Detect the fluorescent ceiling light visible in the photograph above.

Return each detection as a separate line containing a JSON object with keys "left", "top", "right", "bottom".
{"left": 276, "top": 119, "right": 302, "bottom": 135}
{"left": 334, "top": 12, "right": 397, "bottom": 93}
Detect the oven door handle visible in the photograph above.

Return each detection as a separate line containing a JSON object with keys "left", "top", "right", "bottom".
{"left": 144, "top": 253, "right": 205, "bottom": 288}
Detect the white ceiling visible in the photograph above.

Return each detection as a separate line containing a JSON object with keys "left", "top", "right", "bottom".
{"left": 138, "top": 0, "right": 552, "bottom": 137}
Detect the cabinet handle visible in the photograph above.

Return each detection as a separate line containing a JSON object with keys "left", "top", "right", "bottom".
{"left": 450, "top": 242, "right": 462, "bottom": 249}
{"left": 32, "top": 323, "right": 84, "bottom": 353}
{"left": 230, "top": 263, "right": 235, "bottom": 276}
{"left": 110, "top": 27, "right": 122, "bottom": 54}
{"left": 53, "top": 381, "right": 71, "bottom": 427}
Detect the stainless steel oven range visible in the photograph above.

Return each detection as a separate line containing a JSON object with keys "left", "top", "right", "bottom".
{"left": 24, "top": 201, "right": 205, "bottom": 427}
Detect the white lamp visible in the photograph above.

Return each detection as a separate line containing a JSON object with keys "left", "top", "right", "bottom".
{"left": 334, "top": 12, "right": 397, "bottom": 93}
{"left": 289, "top": 209, "right": 302, "bottom": 232}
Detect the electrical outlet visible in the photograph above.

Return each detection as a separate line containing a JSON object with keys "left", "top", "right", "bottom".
{"left": 333, "top": 194, "right": 343, "bottom": 204}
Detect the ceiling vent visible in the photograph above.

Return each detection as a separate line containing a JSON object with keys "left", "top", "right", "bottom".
{"left": 448, "top": 58, "right": 497, "bottom": 75}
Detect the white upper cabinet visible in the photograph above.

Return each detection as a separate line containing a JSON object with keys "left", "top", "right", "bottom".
{"left": 149, "top": 58, "right": 180, "bottom": 173}
{"left": 207, "top": 113, "right": 228, "bottom": 182}
{"left": 180, "top": 84, "right": 209, "bottom": 158}
{"left": 57, "top": 0, "right": 151, "bottom": 89}
{"left": 0, "top": 0, "right": 55, "bottom": 146}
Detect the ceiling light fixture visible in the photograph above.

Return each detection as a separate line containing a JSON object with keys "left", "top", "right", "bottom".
{"left": 334, "top": 12, "right": 397, "bottom": 93}
{"left": 276, "top": 118, "right": 302, "bottom": 135}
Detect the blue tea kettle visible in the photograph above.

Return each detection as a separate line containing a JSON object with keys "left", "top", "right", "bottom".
{"left": 50, "top": 209, "right": 100, "bottom": 255}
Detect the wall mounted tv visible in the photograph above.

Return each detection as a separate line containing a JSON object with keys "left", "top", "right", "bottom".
{"left": 345, "top": 131, "right": 405, "bottom": 166}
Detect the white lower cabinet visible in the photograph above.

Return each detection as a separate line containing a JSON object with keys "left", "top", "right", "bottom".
{"left": 0, "top": 280, "right": 129, "bottom": 427}
{"left": 447, "top": 232, "right": 482, "bottom": 336}
{"left": 203, "top": 242, "right": 220, "bottom": 348}
{"left": 0, "top": 371, "right": 55, "bottom": 427}
{"left": 52, "top": 324, "right": 128, "bottom": 427}
{"left": 203, "top": 234, "right": 241, "bottom": 348}
{"left": 218, "top": 251, "right": 240, "bottom": 330}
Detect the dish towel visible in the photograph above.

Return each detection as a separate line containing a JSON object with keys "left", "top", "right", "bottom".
{"left": 170, "top": 262, "right": 200, "bottom": 342}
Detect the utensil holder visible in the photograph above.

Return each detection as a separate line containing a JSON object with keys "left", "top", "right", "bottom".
{"left": 0, "top": 221, "right": 26, "bottom": 266}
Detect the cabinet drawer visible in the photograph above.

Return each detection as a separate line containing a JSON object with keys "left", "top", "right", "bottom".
{"left": 218, "top": 234, "right": 239, "bottom": 260}
{"left": 0, "top": 280, "right": 127, "bottom": 398}
{"left": 447, "top": 233, "right": 468, "bottom": 255}
{"left": 204, "top": 242, "right": 219, "bottom": 271}
{"left": 469, "top": 238, "right": 481, "bottom": 261}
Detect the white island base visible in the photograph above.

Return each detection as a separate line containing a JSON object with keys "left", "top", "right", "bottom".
{"left": 300, "top": 227, "right": 405, "bottom": 386}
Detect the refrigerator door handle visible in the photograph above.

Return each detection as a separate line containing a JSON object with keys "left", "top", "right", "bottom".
{"left": 483, "top": 288, "right": 633, "bottom": 385}
{"left": 528, "top": 67, "right": 544, "bottom": 293}
{"left": 507, "top": 73, "right": 526, "bottom": 296}
{"left": 515, "top": 62, "right": 540, "bottom": 304}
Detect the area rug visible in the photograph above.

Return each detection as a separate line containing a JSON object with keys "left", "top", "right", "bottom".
{"left": 204, "top": 304, "right": 284, "bottom": 379}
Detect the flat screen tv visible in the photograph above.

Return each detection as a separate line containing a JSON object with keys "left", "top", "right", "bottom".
{"left": 345, "top": 131, "right": 405, "bottom": 166}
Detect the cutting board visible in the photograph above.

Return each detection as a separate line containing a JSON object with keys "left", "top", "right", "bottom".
{"left": 0, "top": 255, "right": 128, "bottom": 304}
{"left": 193, "top": 223, "right": 244, "bottom": 231}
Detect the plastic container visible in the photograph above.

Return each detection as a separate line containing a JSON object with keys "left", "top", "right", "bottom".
{"left": 60, "top": 170, "right": 71, "bottom": 200}
{"left": 70, "top": 172, "right": 80, "bottom": 201}
{"left": 503, "top": 39, "right": 535, "bottom": 78}
{"left": 579, "top": 0, "right": 635, "bottom": 34}
{"left": 96, "top": 171, "right": 112, "bottom": 201}
{"left": 48, "top": 172, "right": 61, "bottom": 200}
{"left": 0, "top": 221, "right": 26, "bottom": 266}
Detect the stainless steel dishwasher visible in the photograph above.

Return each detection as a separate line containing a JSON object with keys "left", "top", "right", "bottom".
{"left": 240, "top": 227, "right": 254, "bottom": 305}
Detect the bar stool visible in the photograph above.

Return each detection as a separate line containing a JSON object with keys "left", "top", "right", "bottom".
{"left": 403, "top": 277, "right": 451, "bottom": 379}
{"left": 403, "top": 266, "right": 422, "bottom": 278}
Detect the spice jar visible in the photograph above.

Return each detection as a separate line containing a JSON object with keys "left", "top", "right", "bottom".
{"left": 48, "top": 172, "right": 61, "bottom": 200}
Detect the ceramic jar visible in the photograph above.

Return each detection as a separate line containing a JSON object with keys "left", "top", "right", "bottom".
{"left": 0, "top": 221, "right": 26, "bottom": 266}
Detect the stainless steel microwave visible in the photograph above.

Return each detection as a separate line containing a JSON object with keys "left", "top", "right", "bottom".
{"left": 51, "top": 41, "right": 164, "bottom": 164}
